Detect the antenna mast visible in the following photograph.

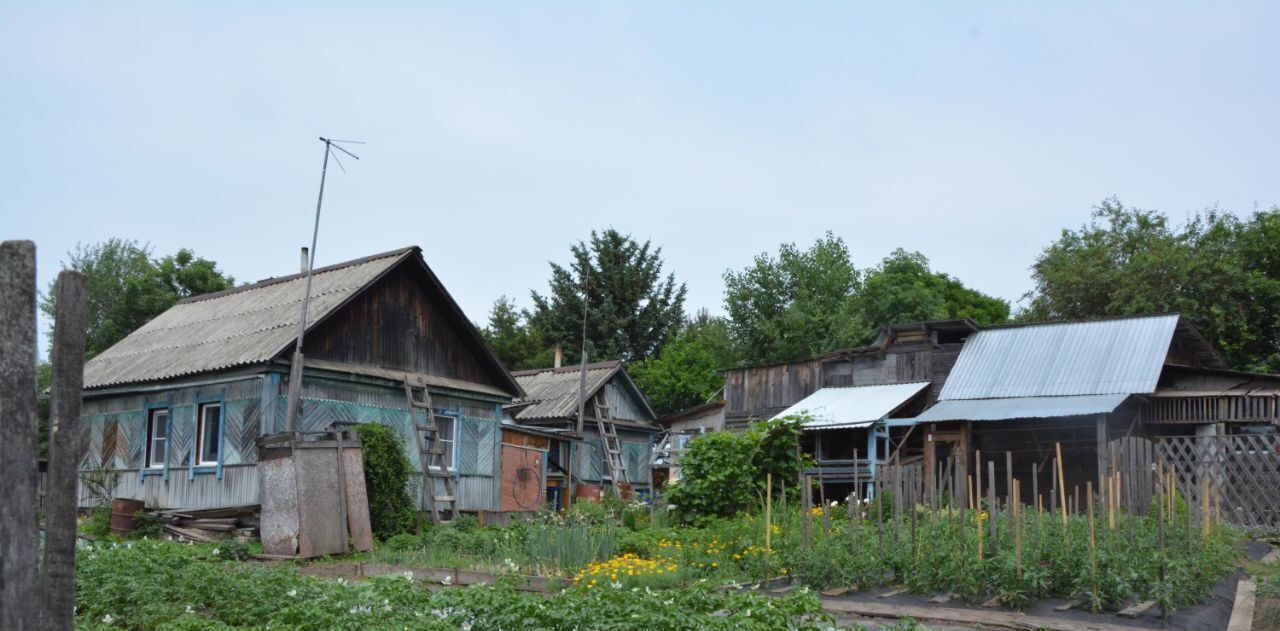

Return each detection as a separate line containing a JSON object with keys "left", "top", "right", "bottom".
{"left": 283, "top": 137, "right": 363, "bottom": 433}
{"left": 575, "top": 263, "right": 590, "bottom": 437}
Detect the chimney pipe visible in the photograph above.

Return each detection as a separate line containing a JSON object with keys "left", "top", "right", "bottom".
{"left": 554, "top": 343, "right": 563, "bottom": 369}
{"left": 300, "top": 247, "right": 309, "bottom": 274}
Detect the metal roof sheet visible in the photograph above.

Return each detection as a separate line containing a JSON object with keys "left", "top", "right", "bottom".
{"left": 911, "top": 394, "right": 1130, "bottom": 422}
{"left": 776, "top": 382, "right": 930, "bottom": 430}
{"left": 938, "top": 314, "right": 1178, "bottom": 400}
{"left": 84, "top": 249, "right": 413, "bottom": 389}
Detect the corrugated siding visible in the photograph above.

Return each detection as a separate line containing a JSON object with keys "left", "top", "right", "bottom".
{"left": 79, "top": 465, "right": 260, "bottom": 510}
{"left": 939, "top": 315, "right": 1178, "bottom": 400}
{"left": 83, "top": 250, "right": 410, "bottom": 388}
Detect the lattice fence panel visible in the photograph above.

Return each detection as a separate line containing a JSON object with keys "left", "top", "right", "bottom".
{"left": 1157, "top": 434, "right": 1280, "bottom": 529}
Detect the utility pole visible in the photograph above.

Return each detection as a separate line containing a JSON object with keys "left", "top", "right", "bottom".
{"left": 283, "top": 137, "right": 361, "bottom": 433}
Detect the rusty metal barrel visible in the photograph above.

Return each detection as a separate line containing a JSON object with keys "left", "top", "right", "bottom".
{"left": 109, "top": 498, "right": 145, "bottom": 536}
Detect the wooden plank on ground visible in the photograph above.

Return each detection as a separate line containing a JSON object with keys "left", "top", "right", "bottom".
{"left": 876, "top": 587, "right": 910, "bottom": 598}
{"left": 981, "top": 594, "right": 1007, "bottom": 608}
{"left": 821, "top": 587, "right": 850, "bottom": 597}
{"left": 928, "top": 593, "right": 953, "bottom": 603}
{"left": 819, "top": 599, "right": 1150, "bottom": 631}
{"left": 1260, "top": 548, "right": 1279, "bottom": 565}
{"left": 1226, "top": 579, "right": 1256, "bottom": 631}
{"left": 1116, "top": 600, "right": 1156, "bottom": 618}
{"left": 1053, "top": 600, "right": 1081, "bottom": 612}
{"left": 769, "top": 585, "right": 797, "bottom": 594}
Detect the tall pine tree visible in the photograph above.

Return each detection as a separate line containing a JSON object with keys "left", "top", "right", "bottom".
{"left": 529, "top": 229, "right": 687, "bottom": 363}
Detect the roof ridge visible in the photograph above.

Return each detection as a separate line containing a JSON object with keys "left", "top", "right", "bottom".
{"left": 511, "top": 360, "right": 622, "bottom": 377}
{"left": 176, "top": 246, "right": 419, "bottom": 305}
{"left": 983, "top": 312, "right": 1179, "bottom": 331}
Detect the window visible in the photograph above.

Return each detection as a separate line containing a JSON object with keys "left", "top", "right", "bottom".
{"left": 428, "top": 415, "right": 455, "bottom": 471}
{"left": 145, "top": 409, "right": 169, "bottom": 469}
{"left": 196, "top": 402, "right": 222, "bottom": 467}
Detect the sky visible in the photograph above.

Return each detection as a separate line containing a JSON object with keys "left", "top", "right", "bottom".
{"left": 4, "top": 2, "right": 1279, "bottom": 358}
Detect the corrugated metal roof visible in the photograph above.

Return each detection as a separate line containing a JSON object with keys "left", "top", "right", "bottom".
{"left": 511, "top": 362, "right": 623, "bottom": 421}
{"left": 938, "top": 314, "right": 1179, "bottom": 400}
{"left": 911, "top": 394, "right": 1130, "bottom": 423}
{"left": 776, "top": 382, "right": 930, "bottom": 430}
{"left": 83, "top": 249, "right": 414, "bottom": 388}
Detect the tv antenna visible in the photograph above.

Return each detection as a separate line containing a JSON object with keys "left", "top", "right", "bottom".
{"left": 283, "top": 137, "right": 364, "bottom": 433}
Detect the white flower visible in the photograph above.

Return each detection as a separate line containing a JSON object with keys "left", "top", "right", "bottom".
{"left": 402, "top": 571, "right": 414, "bottom": 581}
{"left": 185, "top": 605, "right": 194, "bottom": 614}
{"left": 287, "top": 589, "right": 298, "bottom": 597}
{"left": 211, "top": 548, "right": 220, "bottom": 556}
{"left": 441, "top": 575, "right": 454, "bottom": 586}
{"left": 336, "top": 577, "right": 348, "bottom": 586}
{"left": 611, "top": 581, "right": 622, "bottom": 589}
{"left": 102, "top": 614, "right": 113, "bottom": 624}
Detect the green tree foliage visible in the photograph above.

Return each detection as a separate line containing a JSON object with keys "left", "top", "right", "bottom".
{"left": 529, "top": 229, "right": 687, "bottom": 363}
{"left": 724, "top": 234, "right": 1008, "bottom": 364}
{"left": 480, "top": 296, "right": 553, "bottom": 370}
{"left": 630, "top": 311, "right": 737, "bottom": 416}
{"left": 723, "top": 232, "right": 863, "bottom": 364}
{"left": 40, "top": 239, "right": 235, "bottom": 358}
{"left": 860, "top": 249, "right": 1010, "bottom": 340}
{"left": 666, "top": 416, "right": 809, "bottom": 522}
{"left": 355, "top": 423, "right": 417, "bottom": 538}
{"left": 1023, "top": 199, "right": 1280, "bottom": 372}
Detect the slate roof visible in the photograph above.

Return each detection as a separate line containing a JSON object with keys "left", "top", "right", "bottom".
{"left": 511, "top": 361, "right": 657, "bottom": 425}
{"left": 83, "top": 247, "right": 522, "bottom": 398}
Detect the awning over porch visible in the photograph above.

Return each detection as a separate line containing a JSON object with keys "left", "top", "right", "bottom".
{"left": 777, "top": 382, "right": 930, "bottom": 430}
{"left": 910, "top": 393, "right": 1130, "bottom": 423}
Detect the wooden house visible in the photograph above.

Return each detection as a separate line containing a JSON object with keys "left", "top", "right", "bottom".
{"left": 509, "top": 361, "right": 659, "bottom": 507}
{"left": 77, "top": 247, "right": 524, "bottom": 515}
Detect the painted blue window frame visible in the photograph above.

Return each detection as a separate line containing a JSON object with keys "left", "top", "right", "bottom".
{"left": 190, "top": 389, "right": 227, "bottom": 480}
{"left": 141, "top": 399, "right": 172, "bottom": 480}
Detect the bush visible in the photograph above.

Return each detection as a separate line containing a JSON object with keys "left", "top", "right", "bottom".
{"left": 355, "top": 423, "right": 417, "bottom": 539}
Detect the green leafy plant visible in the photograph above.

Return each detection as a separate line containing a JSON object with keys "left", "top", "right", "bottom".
{"left": 354, "top": 423, "right": 417, "bottom": 538}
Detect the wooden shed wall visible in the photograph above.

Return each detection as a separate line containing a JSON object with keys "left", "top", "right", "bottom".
{"left": 306, "top": 265, "right": 506, "bottom": 391}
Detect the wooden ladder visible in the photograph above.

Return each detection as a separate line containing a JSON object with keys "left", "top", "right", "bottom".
{"left": 403, "top": 378, "right": 455, "bottom": 527}
{"left": 593, "top": 391, "right": 630, "bottom": 489}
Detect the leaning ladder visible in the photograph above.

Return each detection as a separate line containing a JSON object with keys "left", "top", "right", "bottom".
{"left": 403, "top": 378, "right": 456, "bottom": 527}
{"left": 593, "top": 391, "right": 630, "bottom": 489}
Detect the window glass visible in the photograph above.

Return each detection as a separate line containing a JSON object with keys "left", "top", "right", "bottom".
{"left": 430, "top": 415, "right": 456, "bottom": 470}
{"left": 197, "top": 403, "right": 222, "bottom": 466}
{"left": 146, "top": 409, "right": 169, "bottom": 469}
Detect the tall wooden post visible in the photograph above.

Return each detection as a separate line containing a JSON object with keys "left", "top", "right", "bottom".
{"left": 923, "top": 424, "right": 936, "bottom": 504}
{"left": 0, "top": 241, "right": 40, "bottom": 631}
{"left": 42, "top": 271, "right": 88, "bottom": 630}
{"left": 1096, "top": 415, "right": 1108, "bottom": 491}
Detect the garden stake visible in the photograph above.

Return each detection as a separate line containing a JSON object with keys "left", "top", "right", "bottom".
{"left": 1005, "top": 451, "right": 1013, "bottom": 515}
{"left": 765, "top": 473, "right": 772, "bottom": 551}
{"left": 1200, "top": 477, "right": 1209, "bottom": 541}
{"left": 976, "top": 490, "right": 984, "bottom": 562}
{"left": 818, "top": 470, "right": 831, "bottom": 536}
{"left": 1156, "top": 476, "right": 1167, "bottom": 622}
{"left": 1014, "top": 479, "right": 1022, "bottom": 580}
{"left": 988, "top": 460, "right": 997, "bottom": 540}
{"left": 1087, "top": 481, "right": 1098, "bottom": 613}
{"left": 1055, "top": 443, "right": 1068, "bottom": 530}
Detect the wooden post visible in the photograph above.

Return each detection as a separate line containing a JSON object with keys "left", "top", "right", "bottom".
{"left": 1200, "top": 477, "right": 1210, "bottom": 541}
{"left": 765, "top": 472, "right": 772, "bottom": 550}
{"left": 0, "top": 241, "right": 40, "bottom": 631}
{"left": 976, "top": 479, "right": 984, "bottom": 562}
{"left": 1096, "top": 415, "right": 1107, "bottom": 494}
{"left": 923, "top": 424, "right": 936, "bottom": 504}
{"left": 1005, "top": 451, "right": 1013, "bottom": 512}
{"left": 1055, "top": 443, "right": 1068, "bottom": 529}
{"left": 801, "top": 473, "right": 812, "bottom": 549}
{"left": 974, "top": 450, "right": 982, "bottom": 512}
{"left": 1087, "top": 481, "right": 1098, "bottom": 613}
{"left": 42, "top": 270, "right": 88, "bottom": 631}
{"left": 987, "top": 459, "right": 997, "bottom": 540}
{"left": 1014, "top": 479, "right": 1022, "bottom": 579}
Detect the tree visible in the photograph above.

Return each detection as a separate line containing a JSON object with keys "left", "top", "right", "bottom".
{"left": 1022, "top": 198, "right": 1280, "bottom": 372}
{"left": 723, "top": 232, "right": 863, "bottom": 364}
{"left": 528, "top": 229, "right": 686, "bottom": 363}
{"left": 630, "top": 311, "right": 737, "bottom": 416}
{"left": 480, "top": 296, "right": 553, "bottom": 370}
{"left": 41, "top": 239, "right": 235, "bottom": 358}
{"left": 859, "top": 249, "right": 1009, "bottom": 340}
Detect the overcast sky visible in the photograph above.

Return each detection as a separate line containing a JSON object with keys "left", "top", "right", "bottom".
{"left": 5, "top": 2, "right": 1279, "bottom": 357}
